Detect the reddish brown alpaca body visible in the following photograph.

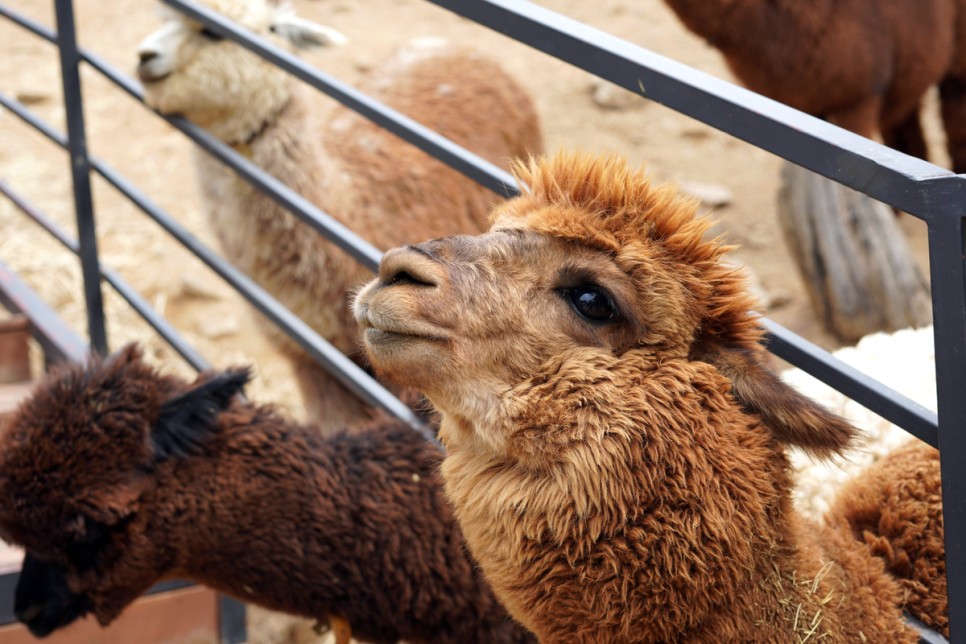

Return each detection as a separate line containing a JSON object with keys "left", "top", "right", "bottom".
{"left": 0, "top": 347, "right": 533, "bottom": 644}
{"left": 663, "top": 0, "right": 966, "bottom": 171}
{"left": 829, "top": 439, "right": 949, "bottom": 636}
{"left": 354, "top": 151, "right": 946, "bottom": 641}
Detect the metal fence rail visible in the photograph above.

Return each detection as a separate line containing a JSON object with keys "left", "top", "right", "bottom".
{"left": 1, "top": 0, "right": 964, "bottom": 640}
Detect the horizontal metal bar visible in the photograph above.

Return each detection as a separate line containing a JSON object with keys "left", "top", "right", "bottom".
{"left": 160, "top": 0, "right": 520, "bottom": 199}
{"left": 0, "top": 177, "right": 210, "bottom": 372}
{"left": 0, "top": 254, "right": 88, "bottom": 364}
{"left": 0, "top": 5, "right": 57, "bottom": 43}
{"left": 763, "top": 319, "right": 939, "bottom": 447}
{"left": 426, "top": 0, "right": 966, "bottom": 221}
{"left": 88, "top": 157, "right": 433, "bottom": 440}
{"left": 0, "top": 91, "right": 68, "bottom": 148}
{"left": 82, "top": 50, "right": 385, "bottom": 274}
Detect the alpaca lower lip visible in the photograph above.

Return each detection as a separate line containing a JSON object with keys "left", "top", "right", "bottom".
{"left": 364, "top": 327, "right": 446, "bottom": 344}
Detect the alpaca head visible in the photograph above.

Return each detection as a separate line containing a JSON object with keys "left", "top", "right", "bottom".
{"left": 0, "top": 345, "right": 248, "bottom": 637}
{"left": 136, "top": 0, "right": 345, "bottom": 142}
{"left": 354, "top": 151, "right": 856, "bottom": 459}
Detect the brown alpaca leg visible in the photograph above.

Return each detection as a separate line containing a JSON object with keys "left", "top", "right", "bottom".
{"left": 882, "top": 109, "right": 928, "bottom": 162}
{"left": 940, "top": 75, "right": 966, "bottom": 173}
{"left": 330, "top": 616, "right": 352, "bottom": 644}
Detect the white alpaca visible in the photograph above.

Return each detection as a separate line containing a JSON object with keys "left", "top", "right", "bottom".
{"left": 783, "top": 325, "right": 937, "bottom": 519}
{"left": 136, "top": 0, "right": 543, "bottom": 431}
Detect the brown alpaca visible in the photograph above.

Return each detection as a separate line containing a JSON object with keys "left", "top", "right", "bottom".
{"left": 137, "top": 0, "right": 543, "bottom": 430}
{"left": 662, "top": 0, "right": 966, "bottom": 172}
{"left": 828, "top": 439, "right": 948, "bottom": 636}
{"left": 0, "top": 345, "right": 533, "bottom": 644}
{"left": 353, "top": 151, "right": 946, "bottom": 641}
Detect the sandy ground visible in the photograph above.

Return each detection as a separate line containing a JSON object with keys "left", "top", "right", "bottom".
{"left": 0, "top": 0, "right": 942, "bottom": 641}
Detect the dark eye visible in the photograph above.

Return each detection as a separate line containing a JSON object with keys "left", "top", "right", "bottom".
{"left": 561, "top": 286, "right": 619, "bottom": 323}
{"left": 199, "top": 26, "right": 224, "bottom": 41}
{"left": 66, "top": 541, "right": 100, "bottom": 572}
{"left": 66, "top": 519, "right": 110, "bottom": 572}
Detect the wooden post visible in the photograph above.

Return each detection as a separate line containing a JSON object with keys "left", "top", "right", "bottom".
{"left": 0, "top": 316, "right": 30, "bottom": 384}
{"left": 776, "top": 161, "right": 932, "bottom": 343}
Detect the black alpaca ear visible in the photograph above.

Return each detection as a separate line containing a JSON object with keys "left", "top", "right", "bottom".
{"left": 152, "top": 368, "right": 250, "bottom": 461}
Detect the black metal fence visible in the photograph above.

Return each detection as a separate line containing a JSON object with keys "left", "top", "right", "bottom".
{"left": 0, "top": 0, "right": 963, "bottom": 641}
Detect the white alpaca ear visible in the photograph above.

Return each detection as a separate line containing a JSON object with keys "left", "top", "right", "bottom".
{"left": 271, "top": 13, "right": 347, "bottom": 49}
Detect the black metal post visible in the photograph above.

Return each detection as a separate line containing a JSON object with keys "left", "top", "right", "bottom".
{"left": 929, "top": 213, "right": 966, "bottom": 642}
{"left": 53, "top": 0, "right": 107, "bottom": 355}
{"left": 219, "top": 595, "right": 247, "bottom": 644}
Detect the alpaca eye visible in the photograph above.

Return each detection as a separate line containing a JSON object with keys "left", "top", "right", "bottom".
{"left": 199, "top": 26, "right": 224, "bottom": 41}
{"left": 66, "top": 541, "right": 100, "bottom": 572}
{"left": 65, "top": 518, "right": 110, "bottom": 572}
{"left": 562, "top": 286, "right": 618, "bottom": 323}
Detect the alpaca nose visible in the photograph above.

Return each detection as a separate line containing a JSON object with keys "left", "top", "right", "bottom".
{"left": 378, "top": 245, "right": 444, "bottom": 289}
{"left": 136, "top": 50, "right": 170, "bottom": 83}
{"left": 138, "top": 50, "right": 159, "bottom": 65}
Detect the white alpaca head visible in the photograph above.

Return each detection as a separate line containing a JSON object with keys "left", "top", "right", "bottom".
{"left": 136, "top": 0, "right": 346, "bottom": 142}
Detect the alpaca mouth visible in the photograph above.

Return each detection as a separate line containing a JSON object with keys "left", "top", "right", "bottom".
{"left": 355, "top": 288, "right": 451, "bottom": 346}
{"left": 136, "top": 64, "right": 170, "bottom": 84}
{"left": 362, "top": 324, "right": 448, "bottom": 345}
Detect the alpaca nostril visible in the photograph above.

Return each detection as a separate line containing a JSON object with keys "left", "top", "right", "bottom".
{"left": 16, "top": 603, "right": 42, "bottom": 623}
{"left": 388, "top": 270, "right": 435, "bottom": 288}
{"left": 379, "top": 246, "right": 443, "bottom": 289}
{"left": 138, "top": 50, "right": 159, "bottom": 65}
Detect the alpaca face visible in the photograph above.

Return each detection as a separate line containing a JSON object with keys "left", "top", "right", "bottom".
{"left": 0, "top": 346, "right": 247, "bottom": 636}
{"left": 0, "top": 355, "right": 168, "bottom": 633}
{"left": 354, "top": 224, "right": 684, "bottom": 430}
{"left": 356, "top": 152, "right": 857, "bottom": 459}
{"left": 136, "top": 0, "right": 345, "bottom": 140}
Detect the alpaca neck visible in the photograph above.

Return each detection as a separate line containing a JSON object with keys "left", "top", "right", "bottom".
{"left": 162, "top": 418, "right": 345, "bottom": 620}
{"left": 191, "top": 83, "right": 353, "bottom": 347}
{"left": 225, "top": 95, "right": 294, "bottom": 157}
{"left": 436, "top": 354, "right": 908, "bottom": 641}
{"left": 440, "top": 411, "right": 898, "bottom": 641}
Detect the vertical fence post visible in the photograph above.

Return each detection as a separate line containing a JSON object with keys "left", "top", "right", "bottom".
{"left": 219, "top": 595, "right": 247, "bottom": 644}
{"left": 53, "top": 0, "right": 107, "bottom": 356}
{"left": 928, "top": 212, "right": 966, "bottom": 641}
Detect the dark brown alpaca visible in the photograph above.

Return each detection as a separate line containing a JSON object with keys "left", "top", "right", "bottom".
{"left": 663, "top": 0, "right": 966, "bottom": 172}
{"left": 0, "top": 345, "right": 532, "bottom": 644}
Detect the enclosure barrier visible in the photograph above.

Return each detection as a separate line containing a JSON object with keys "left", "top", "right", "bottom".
{"left": 0, "top": 0, "right": 963, "bottom": 641}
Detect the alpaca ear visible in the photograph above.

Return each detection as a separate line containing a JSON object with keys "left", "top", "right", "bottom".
{"left": 152, "top": 368, "right": 250, "bottom": 461}
{"left": 699, "top": 345, "right": 859, "bottom": 459}
{"left": 101, "top": 343, "right": 144, "bottom": 369}
{"left": 271, "top": 12, "right": 347, "bottom": 49}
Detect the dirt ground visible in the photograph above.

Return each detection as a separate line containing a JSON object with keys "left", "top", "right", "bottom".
{"left": 0, "top": 0, "right": 942, "bottom": 641}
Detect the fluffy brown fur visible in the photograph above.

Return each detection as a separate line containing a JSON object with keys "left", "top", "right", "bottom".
{"left": 0, "top": 345, "right": 533, "bottom": 644}
{"left": 138, "top": 1, "right": 543, "bottom": 431}
{"left": 663, "top": 0, "right": 966, "bottom": 172}
{"left": 828, "top": 439, "right": 948, "bottom": 636}
{"left": 353, "top": 150, "right": 944, "bottom": 641}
